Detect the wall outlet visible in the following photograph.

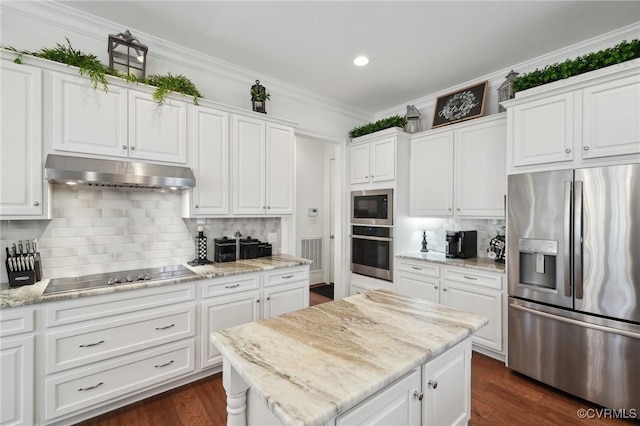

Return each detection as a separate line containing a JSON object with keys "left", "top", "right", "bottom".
{"left": 268, "top": 233, "right": 277, "bottom": 243}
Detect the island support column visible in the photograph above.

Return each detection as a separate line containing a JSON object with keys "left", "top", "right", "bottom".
{"left": 223, "top": 357, "right": 250, "bottom": 426}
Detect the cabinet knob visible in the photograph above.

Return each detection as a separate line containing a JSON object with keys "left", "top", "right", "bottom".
{"left": 33, "top": 201, "right": 40, "bottom": 206}
{"left": 122, "top": 145, "right": 127, "bottom": 150}
{"left": 456, "top": 208, "right": 460, "bottom": 211}
{"left": 428, "top": 380, "right": 438, "bottom": 389}
{"left": 130, "top": 146, "right": 136, "bottom": 151}
{"left": 448, "top": 208, "right": 452, "bottom": 211}
{"left": 443, "top": 288, "right": 448, "bottom": 292}
{"left": 434, "top": 285, "right": 438, "bottom": 290}
{"left": 267, "top": 296, "right": 271, "bottom": 301}
{"left": 195, "top": 205, "right": 199, "bottom": 208}
{"left": 583, "top": 146, "right": 589, "bottom": 151}
{"left": 413, "top": 390, "right": 424, "bottom": 401}
{"left": 371, "top": 175, "right": 374, "bottom": 178}
{"left": 267, "top": 206, "right": 271, "bottom": 209}
{"left": 256, "top": 299, "right": 260, "bottom": 303}
{"left": 565, "top": 148, "right": 571, "bottom": 153}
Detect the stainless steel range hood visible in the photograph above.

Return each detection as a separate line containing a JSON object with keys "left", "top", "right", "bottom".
{"left": 45, "top": 154, "right": 196, "bottom": 190}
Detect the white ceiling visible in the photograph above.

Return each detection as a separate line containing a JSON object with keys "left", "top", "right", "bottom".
{"left": 58, "top": 1, "right": 640, "bottom": 113}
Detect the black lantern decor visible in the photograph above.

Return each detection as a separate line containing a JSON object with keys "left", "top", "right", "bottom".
{"left": 250, "top": 79, "right": 270, "bottom": 114}
{"left": 108, "top": 30, "right": 148, "bottom": 79}
{"left": 404, "top": 105, "right": 422, "bottom": 133}
{"left": 497, "top": 70, "right": 519, "bottom": 112}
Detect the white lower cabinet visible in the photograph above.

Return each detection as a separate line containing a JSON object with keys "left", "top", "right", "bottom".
{"left": 201, "top": 266, "right": 310, "bottom": 369}
{"left": 337, "top": 368, "right": 421, "bottom": 425}
{"left": 0, "top": 307, "right": 35, "bottom": 426}
{"left": 395, "top": 258, "right": 504, "bottom": 356}
{"left": 423, "top": 338, "right": 471, "bottom": 426}
{"left": 334, "top": 338, "right": 472, "bottom": 426}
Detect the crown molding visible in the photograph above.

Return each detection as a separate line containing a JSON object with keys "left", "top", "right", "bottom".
{"left": 3, "top": 1, "right": 373, "bottom": 123}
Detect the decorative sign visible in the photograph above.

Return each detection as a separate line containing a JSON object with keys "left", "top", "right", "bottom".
{"left": 432, "top": 81, "right": 488, "bottom": 128}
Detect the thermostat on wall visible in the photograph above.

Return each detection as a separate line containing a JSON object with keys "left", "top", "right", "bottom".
{"left": 308, "top": 208, "right": 318, "bottom": 217}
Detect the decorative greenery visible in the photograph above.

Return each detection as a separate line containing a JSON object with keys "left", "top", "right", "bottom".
{"left": 4, "top": 38, "right": 110, "bottom": 91}
{"left": 2, "top": 39, "right": 203, "bottom": 106}
{"left": 250, "top": 81, "right": 270, "bottom": 102}
{"left": 512, "top": 39, "right": 640, "bottom": 93}
{"left": 144, "top": 73, "right": 202, "bottom": 105}
{"left": 349, "top": 115, "right": 407, "bottom": 139}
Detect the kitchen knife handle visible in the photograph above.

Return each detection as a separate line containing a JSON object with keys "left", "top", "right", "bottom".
{"left": 574, "top": 180, "right": 583, "bottom": 300}
{"left": 563, "top": 181, "right": 572, "bottom": 298}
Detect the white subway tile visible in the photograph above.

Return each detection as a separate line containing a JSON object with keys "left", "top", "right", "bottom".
{"left": 78, "top": 246, "right": 105, "bottom": 256}
{"left": 51, "top": 228, "right": 78, "bottom": 238}
{"left": 77, "top": 227, "right": 103, "bottom": 237}
{"left": 90, "top": 236, "right": 114, "bottom": 245}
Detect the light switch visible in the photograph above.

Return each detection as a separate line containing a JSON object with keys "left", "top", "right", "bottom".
{"left": 308, "top": 208, "right": 318, "bottom": 217}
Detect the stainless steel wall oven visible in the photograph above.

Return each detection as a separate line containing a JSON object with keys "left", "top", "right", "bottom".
{"left": 350, "top": 225, "right": 393, "bottom": 282}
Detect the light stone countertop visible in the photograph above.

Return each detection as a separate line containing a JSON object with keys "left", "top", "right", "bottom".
{"left": 397, "top": 251, "right": 506, "bottom": 273}
{"left": 211, "top": 289, "right": 488, "bottom": 426}
{"left": 0, "top": 254, "right": 312, "bottom": 309}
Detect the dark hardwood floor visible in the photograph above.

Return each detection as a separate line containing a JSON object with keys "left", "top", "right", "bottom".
{"left": 77, "top": 291, "right": 636, "bottom": 426}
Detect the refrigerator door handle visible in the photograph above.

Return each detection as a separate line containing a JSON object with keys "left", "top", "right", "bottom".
{"left": 563, "top": 181, "right": 572, "bottom": 297}
{"left": 574, "top": 180, "right": 584, "bottom": 299}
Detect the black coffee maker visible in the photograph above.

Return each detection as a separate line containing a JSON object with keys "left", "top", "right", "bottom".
{"left": 445, "top": 230, "right": 477, "bottom": 259}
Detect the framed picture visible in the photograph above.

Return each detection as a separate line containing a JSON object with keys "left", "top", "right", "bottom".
{"left": 432, "top": 81, "right": 488, "bottom": 128}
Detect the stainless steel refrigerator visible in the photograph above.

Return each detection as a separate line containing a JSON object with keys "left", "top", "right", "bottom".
{"left": 507, "top": 164, "right": 640, "bottom": 410}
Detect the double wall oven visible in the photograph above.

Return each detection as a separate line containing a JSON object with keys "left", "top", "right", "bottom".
{"left": 350, "top": 189, "right": 393, "bottom": 282}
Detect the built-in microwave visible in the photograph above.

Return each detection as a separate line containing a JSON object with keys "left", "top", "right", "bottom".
{"left": 351, "top": 189, "right": 393, "bottom": 226}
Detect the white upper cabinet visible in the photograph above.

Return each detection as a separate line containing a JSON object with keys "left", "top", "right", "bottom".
{"left": 0, "top": 60, "right": 46, "bottom": 218}
{"left": 410, "top": 115, "right": 506, "bottom": 218}
{"left": 186, "top": 106, "right": 230, "bottom": 216}
{"left": 582, "top": 74, "right": 640, "bottom": 159}
{"left": 50, "top": 71, "right": 187, "bottom": 164}
{"left": 128, "top": 91, "right": 187, "bottom": 164}
{"left": 349, "top": 129, "right": 402, "bottom": 186}
{"left": 50, "top": 72, "right": 128, "bottom": 158}
{"left": 232, "top": 115, "right": 294, "bottom": 215}
{"left": 505, "top": 58, "right": 640, "bottom": 173}
{"left": 410, "top": 132, "right": 454, "bottom": 217}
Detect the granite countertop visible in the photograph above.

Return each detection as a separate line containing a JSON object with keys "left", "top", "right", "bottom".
{"left": 211, "top": 289, "right": 488, "bottom": 426}
{"left": 0, "top": 254, "right": 312, "bottom": 309}
{"left": 397, "top": 251, "right": 506, "bottom": 273}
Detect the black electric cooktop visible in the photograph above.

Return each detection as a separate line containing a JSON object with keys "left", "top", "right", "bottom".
{"left": 43, "top": 264, "right": 197, "bottom": 295}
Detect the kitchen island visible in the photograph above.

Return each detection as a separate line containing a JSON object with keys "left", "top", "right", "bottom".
{"left": 212, "top": 289, "right": 488, "bottom": 426}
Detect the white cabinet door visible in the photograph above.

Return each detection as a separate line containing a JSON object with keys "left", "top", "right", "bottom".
{"left": 349, "top": 143, "right": 371, "bottom": 185}
{"left": 0, "top": 61, "right": 44, "bottom": 217}
{"left": 423, "top": 338, "right": 471, "bottom": 426}
{"left": 263, "top": 281, "right": 308, "bottom": 319}
{"left": 511, "top": 92, "right": 574, "bottom": 167}
{"left": 0, "top": 335, "right": 34, "bottom": 426}
{"left": 454, "top": 119, "right": 506, "bottom": 217}
{"left": 233, "top": 115, "right": 266, "bottom": 215}
{"left": 582, "top": 74, "right": 640, "bottom": 159}
{"left": 201, "top": 291, "right": 260, "bottom": 368}
{"left": 370, "top": 137, "right": 396, "bottom": 182}
{"left": 410, "top": 132, "right": 454, "bottom": 216}
{"left": 337, "top": 367, "right": 421, "bottom": 426}
{"left": 128, "top": 91, "right": 187, "bottom": 164}
{"left": 265, "top": 123, "right": 294, "bottom": 214}
{"left": 50, "top": 72, "right": 128, "bottom": 158}
{"left": 441, "top": 281, "right": 502, "bottom": 352}
{"left": 396, "top": 272, "right": 440, "bottom": 305}
{"left": 190, "top": 106, "right": 230, "bottom": 215}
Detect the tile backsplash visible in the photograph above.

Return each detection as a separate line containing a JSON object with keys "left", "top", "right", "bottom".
{"left": 1, "top": 187, "right": 280, "bottom": 283}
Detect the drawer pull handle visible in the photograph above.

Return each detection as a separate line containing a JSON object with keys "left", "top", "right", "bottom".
{"left": 225, "top": 283, "right": 240, "bottom": 289}
{"left": 282, "top": 274, "right": 293, "bottom": 279}
{"left": 463, "top": 275, "right": 478, "bottom": 280}
{"left": 411, "top": 266, "right": 422, "bottom": 270}
{"left": 155, "top": 360, "right": 174, "bottom": 368}
{"left": 78, "top": 382, "right": 104, "bottom": 392}
{"left": 79, "top": 340, "right": 105, "bottom": 348}
{"left": 155, "top": 324, "right": 175, "bottom": 330}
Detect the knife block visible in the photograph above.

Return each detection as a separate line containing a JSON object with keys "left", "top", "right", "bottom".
{"left": 8, "top": 270, "right": 35, "bottom": 287}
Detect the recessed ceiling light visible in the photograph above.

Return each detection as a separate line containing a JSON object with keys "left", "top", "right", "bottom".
{"left": 354, "top": 56, "right": 369, "bottom": 66}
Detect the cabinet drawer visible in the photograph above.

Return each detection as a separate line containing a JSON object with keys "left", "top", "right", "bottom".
{"left": 46, "top": 304, "right": 195, "bottom": 373}
{"left": 443, "top": 268, "right": 502, "bottom": 290}
{"left": 0, "top": 307, "right": 35, "bottom": 337}
{"left": 264, "top": 267, "right": 309, "bottom": 287}
{"left": 45, "top": 283, "right": 196, "bottom": 327}
{"left": 396, "top": 259, "right": 440, "bottom": 278}
{"left": 200, "top": 274, "right": 260, "bottom": 298}
{"left": 45, "top": 339, "right": 195, "bottom": 421}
